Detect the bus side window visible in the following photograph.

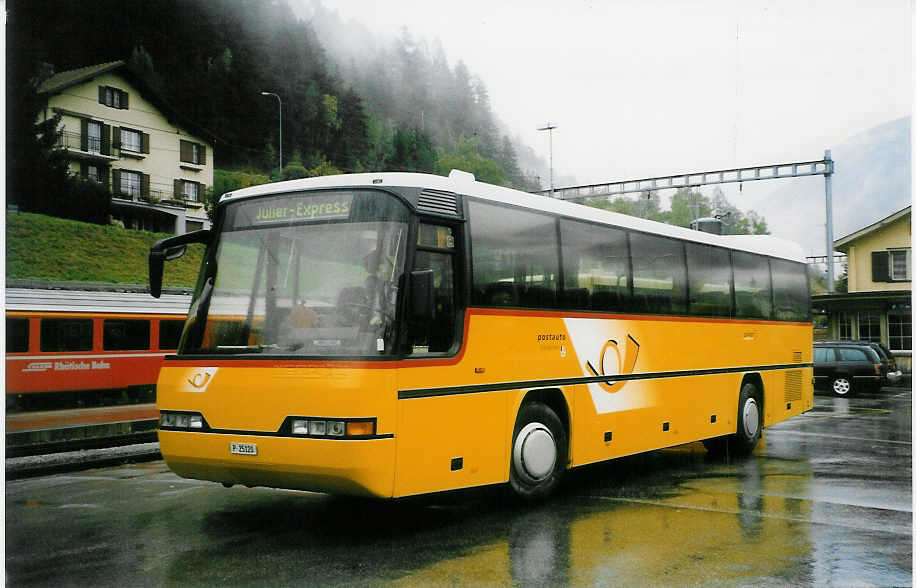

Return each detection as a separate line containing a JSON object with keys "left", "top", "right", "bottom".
{"left": 409, "top": 250, "right": 456, "bottom": 354}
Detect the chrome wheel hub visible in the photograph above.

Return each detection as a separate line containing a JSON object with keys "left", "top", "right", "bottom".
{"left": 742, "top": 397, "right": 760, "bottom": 439}
{"left": 513, "top": 422, "right": 557, "bottom": 483}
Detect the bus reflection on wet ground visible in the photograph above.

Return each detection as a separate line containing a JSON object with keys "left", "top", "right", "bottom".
{"left": 5, "top": 386, "right": 911, "bottom": 586}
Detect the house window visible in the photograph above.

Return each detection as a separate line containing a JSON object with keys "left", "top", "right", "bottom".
{"left": 857, "top": 312, "right": 881, "bottom": 342}
{"left": 890, "top": 249, "right": 911, "bottom": 281}
{"left": 180, "top": 140, "right": 205, "bottom": 165}
{"left": 100, "top": 86, "right": 128, "bottom": 109}
{"left": 182, "top": 181, "right": 200, "bottom": 202}
{"left": 121, "top": 170, "right": 142, "bottom": 198}
{"left": 87, "top": 121, "right": 101, "bottom": 152}
{"left": 86, "top": 165, "right": 99, "bottom": 182}
{"left": 838, "top": 312, "right": 853, "bottom": 339}
{"left": 888, "top": 311, "right": 912, "bottom": 351}
{"left": 120, "top": 128, "right": 142, "bottom": 152}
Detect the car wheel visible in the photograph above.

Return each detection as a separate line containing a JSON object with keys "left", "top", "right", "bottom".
{"left": 831, "top": 376, "right": 852, "bottom": 397}
{"left": 509, "top": 402, "right": 567, "bottom": 500}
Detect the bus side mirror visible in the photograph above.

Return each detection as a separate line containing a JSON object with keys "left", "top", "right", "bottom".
{"left": 149, "top": 229, "right": 211, "bottom": 298}
{"left": 409, "top": 269, "right": 434, "bottom": 321}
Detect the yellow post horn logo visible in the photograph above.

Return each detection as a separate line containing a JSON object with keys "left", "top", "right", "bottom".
{"left": 586, "top": 335, "right": 640, "bottom": 393}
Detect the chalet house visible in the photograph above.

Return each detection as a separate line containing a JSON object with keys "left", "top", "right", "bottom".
{"left": 36, "top": 60, "right": 213, "bottom": 234}
{"left": 813, "top": 206, "right": 912, "bottom": 373}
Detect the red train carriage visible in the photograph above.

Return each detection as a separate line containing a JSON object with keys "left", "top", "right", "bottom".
{"left": 6, "top": 288, "right": 190, "bottom": 399}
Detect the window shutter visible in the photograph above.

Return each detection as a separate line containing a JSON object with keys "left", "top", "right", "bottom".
{"left": 99, "top": 86, "right": 106, "bottom": 105}
{"left": 100, "top": 124, "right": 111, "bottom": 155}
{"left": 871, "top": 251, "right": 889, "bottom": 282}
{"left": 199, "top": 144, "right": 206, "bottom": 165}
{"left": 141, "top": 132, "right": 150, "bottom": 154}
{"left": 121, "top": 90, "right": 129, "bottom": 109}
{"left": 180, "top": 140, "right": 190, "bottom": 163}
{"left": 141, "top": 174, "right": 150, "bottom": 199}
{"left": 80, "top": 118, "right": 89, "bottom": 151}
{"left": 174, "top": 179, "right": 182, "bottom": 199}
{"left": 112, "top": 169, "right": 122, "bottom": 196}
{"left": 112, "top": 127, "right": 121, "bottom": 150}
{"left": 100, "top": 166, "right": 110, "bottom": 191}
{"left": 80, "top": 163, "right": 88, "bottom": 180}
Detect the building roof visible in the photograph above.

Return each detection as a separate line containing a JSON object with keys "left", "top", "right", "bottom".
{"left": 834, "top": 206, "right": 911, "bottom": 252}
{"left": 36, "top": 60, "right": 213, "bottom": 144}
{"left": 37, "top": 60, "right": 126, "bottom": 95}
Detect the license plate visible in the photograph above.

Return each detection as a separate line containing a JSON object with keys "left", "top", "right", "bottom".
{"left": 230, "top": 442, "right": 258, "bottom": 456}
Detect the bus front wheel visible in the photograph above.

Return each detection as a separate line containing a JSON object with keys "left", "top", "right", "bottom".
{"left": 704, "top": 382, "right": 762, "bottom": 458}
{"left": 509, "top": 402, "right": 567, "bottom": 500}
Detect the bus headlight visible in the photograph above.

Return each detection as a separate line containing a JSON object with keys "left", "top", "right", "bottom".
{"left": 287, "top": 417, "right": 377, "bottom": 438}
{"left": 160, "top": 411, "right": 208, "bottom": 431}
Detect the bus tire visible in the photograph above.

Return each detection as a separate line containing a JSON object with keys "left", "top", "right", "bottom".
{"left": 509, "top": 402, "right": 567, "bottom": 500}
{"left": 703, "top": 382, "right": 762, "bottom": 458}
{"left": 732, "top": 382, "right": 762, "bottom": 455}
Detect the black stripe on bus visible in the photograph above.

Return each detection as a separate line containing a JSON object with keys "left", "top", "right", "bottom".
{"left": 160, "top": 426, "right": 395, "bottom": 440}
{"left": 397, "top": 363, "right": 813, "bottom": 400}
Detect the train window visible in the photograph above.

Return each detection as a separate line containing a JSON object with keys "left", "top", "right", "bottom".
{"left": 103, "top": 319, "right": 151, "bottom": 351}
{"left": 7, "top": 318, "right": 29, "bottom": 353}
{"left": 40, "top": 318, "right": 93, "bottom": 352}
{"left": 159, "top": 320, "right": 185, "bottom": 350}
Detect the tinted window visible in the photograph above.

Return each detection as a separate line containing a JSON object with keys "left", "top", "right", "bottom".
{"left": 771, "top": 259, "right": 810, "bottom": 321}
{"left": 408, "top": 250, "right": 456, "bottom": 354}
{"left": 159, "top": 320, "right": 185, "bottom": 350}
{"left": 686, "top": 243, "right": 733, "bottom": 317}
{"left": 470, "top": 201, "right": 559, "bottom": 308}
{"left": 629, "top": 233, "right": 687, "bottom": 314}
{"left": 6, "top": 318, "right": 29, "bottom": 353}
{"left": 103, "top": 319, "right": 151, "bottom": 351}
{"left": 560, "top": 219, "right": 630, "bottom": 311}
{"left": 837, "top": 348, "right": 869, "bottom": 362}
{"left": 733, "top": 251, "right": 773, "bottom": 319}
{"left": 40, "top": 318, "right": 93, "bottom": 352}
{"left": 814, "top": 347, "right": 833, "bottom": 362}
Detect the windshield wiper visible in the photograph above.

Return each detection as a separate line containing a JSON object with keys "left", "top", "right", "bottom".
{"left": 214, "top": 344, "right": 278, "bottom": 354}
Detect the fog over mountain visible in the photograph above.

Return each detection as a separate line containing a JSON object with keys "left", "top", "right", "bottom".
{"left": 749, "top": 116, "right": 910, "bottom": 257}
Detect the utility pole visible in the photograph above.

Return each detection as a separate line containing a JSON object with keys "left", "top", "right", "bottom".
{"left": 260, "top": 91, "right": 282, "bottom": 174}
{"left": 824, "top": 149, "right": 835, "bottom": 291}
{"left": 537, "top": 122, "right": 557, "bottom": 197}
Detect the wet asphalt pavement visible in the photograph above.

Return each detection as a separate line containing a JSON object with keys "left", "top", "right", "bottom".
{"left": 6, "top": 385, "right": 912, "bottom": 586}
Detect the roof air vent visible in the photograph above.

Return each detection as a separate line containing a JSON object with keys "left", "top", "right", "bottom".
{"left": 418, "top": 189, "right": 459, "bottom": 217}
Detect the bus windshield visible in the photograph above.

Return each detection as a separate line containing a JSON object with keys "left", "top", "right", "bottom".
{"left": 182, "top": 190, "right": 409, "bottom": 356}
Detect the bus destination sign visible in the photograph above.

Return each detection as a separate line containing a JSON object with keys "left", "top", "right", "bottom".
{"left": 235, "top": 193, "right": 354, "bottom": 228}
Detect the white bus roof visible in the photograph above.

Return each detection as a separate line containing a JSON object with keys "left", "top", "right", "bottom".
{"left": 220, "top": 170, "right": 806, "bottom": 263}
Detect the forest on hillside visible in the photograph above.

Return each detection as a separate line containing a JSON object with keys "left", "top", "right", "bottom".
{"left": 7, "top": 0, "right": 538, "bottom": 192}
{"left": 7, "top": 0, "right": 767, "bottom": 234}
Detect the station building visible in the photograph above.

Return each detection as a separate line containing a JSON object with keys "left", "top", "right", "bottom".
{"left": 36, "top": 60, "right": 213, "bottom": 234}
{"left": 813, "top": 206, "right": 912, "bottom": 373}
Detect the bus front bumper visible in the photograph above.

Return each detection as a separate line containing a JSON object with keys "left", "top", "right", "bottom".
{"left": 159, "top": 430, "right": 396, "bottom": 498}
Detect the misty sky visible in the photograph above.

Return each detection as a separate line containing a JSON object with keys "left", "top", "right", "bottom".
{"left": 301, "top": 0, "right": 911, "bottom": 255}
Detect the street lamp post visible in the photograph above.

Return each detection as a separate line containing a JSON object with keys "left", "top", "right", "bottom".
{"left": 537, "top": 122, "right": 557, "bottom": 197}
{"left": 261, "top": 91, "right": 282, "bottom": 174}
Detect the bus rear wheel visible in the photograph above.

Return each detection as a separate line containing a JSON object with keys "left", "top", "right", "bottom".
{"left": 509, "top": 402, "right": 567, "bottom": 500}
{"left": 703, "top": 382, "right": 762, "bottom": 458}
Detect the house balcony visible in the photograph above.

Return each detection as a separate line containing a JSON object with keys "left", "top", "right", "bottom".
{"left": 113, "top": 190, "right": 205, "bottom": 211}
{"left": 56, "top": 131, "right": 119, "bottom": 162}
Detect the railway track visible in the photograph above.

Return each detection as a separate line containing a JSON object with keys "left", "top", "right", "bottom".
{"left": 6, "top": 403, "right": 160, "bottom": 458}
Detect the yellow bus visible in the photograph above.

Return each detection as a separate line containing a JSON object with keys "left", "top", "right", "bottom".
{"left": 149, "top": 170, "right": 813, "bottom": 499}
